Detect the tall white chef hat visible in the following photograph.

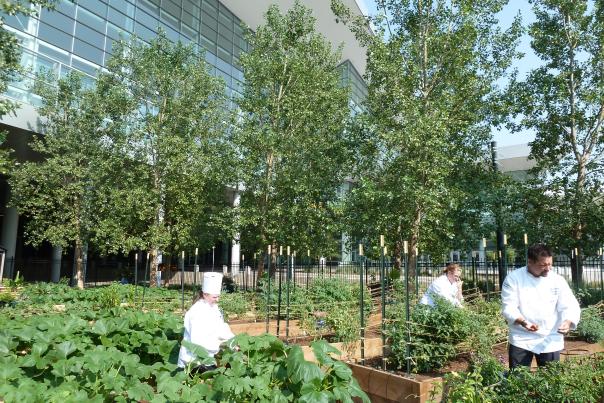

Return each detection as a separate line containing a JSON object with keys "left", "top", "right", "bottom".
{"left": 202, "top": 272, "right": 223, "bottom": 295}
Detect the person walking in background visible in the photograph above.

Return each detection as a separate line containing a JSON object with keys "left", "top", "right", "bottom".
{"left": 178, "top": 272, "right": 235, "bottom": 370}
{"left": 420, "top": 262, "right": 464, "bottom": 307}
{"left": 501, "top": 243, "right": 581, "bottom": 369}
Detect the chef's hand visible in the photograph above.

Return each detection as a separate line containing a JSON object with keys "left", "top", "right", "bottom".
{"left": 516, "top": 318, "right": 539, "bottom": 332}
{"left": 558, "top": 320, "right": 572, "bottom": 335}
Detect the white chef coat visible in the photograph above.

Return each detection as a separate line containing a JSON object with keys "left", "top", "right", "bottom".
{"left": 177, "top": 299, "right": 235, "bottom": 367}
{"left": 501, "top": 266, "right": 581, "bottom": 354}
{"left": 420, "top": 274, "right": 463, "bottom": 307}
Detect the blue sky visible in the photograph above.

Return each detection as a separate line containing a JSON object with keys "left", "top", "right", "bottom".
{"left": 357, "top": 1, "right": 539, "bottom": 147}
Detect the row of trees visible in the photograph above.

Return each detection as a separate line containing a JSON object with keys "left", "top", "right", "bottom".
{"left": 2, "top": 1, "right": 603, "bottom": 287}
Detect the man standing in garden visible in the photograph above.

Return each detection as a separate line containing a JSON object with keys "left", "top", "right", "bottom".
{"left": 501, "top": 243, "right": 581, "bottom": 369}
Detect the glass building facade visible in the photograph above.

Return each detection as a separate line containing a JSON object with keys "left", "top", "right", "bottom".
{"left": 2, "top": 0, "right": 366, "bottom": 110}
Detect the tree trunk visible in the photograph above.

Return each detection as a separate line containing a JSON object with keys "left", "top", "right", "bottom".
{"left": 150, "top": 249, "right": 159, "bottom": 287}
{"left": 74, "top": 240, "right": 84, "bottom": 289}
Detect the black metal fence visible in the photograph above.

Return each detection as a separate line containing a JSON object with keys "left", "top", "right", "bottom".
{"left": 4, "top": 254, "right": 604, "bottom": 296}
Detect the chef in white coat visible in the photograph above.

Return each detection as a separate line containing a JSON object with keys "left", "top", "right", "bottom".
{"left": 178, "top": 272, "right": 235, "bottom": 369}
{"left": 420, "top": 262, "right": 464, "bottom": 307}
{"left": 502, "top": 243, "right": 581, "bottom": 369}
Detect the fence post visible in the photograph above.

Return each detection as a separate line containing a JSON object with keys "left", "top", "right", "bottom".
{"left": 285, "top": 247, "right": 291, "bottom": 342}
{"left": 276, "top": 246, "right": 283, "bottom": 337}
{"left": 358, "top": 243, "right": 365, "bottom": 365}
{"left": 403, "top": 240, "right": 411, "bottom": 375}
{"left": 380, "top": 235, "right": 386, "bottom": 370}
{"left": 266, "top": 245, "right": 272, "bottom": 334}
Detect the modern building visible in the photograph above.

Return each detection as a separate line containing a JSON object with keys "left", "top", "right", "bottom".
{"left": 0, "top": 0, "right": 369, "bottom": 281}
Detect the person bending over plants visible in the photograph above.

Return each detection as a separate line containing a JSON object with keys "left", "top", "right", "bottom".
{"left": 178, "top": 272, "right": 235, "bottom": 373}
{"left": 420, "top": 262, "right": 464, "bottom": 307}
{"left": 501, "top": 243, "right": 581, "bottom": 369}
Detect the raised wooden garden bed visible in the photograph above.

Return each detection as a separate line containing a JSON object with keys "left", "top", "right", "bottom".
{"left": 349, "top": 363, "right": 441, "bottom": 403}
{"left": 347, "top": 340, "right": 604, "bottom": 403}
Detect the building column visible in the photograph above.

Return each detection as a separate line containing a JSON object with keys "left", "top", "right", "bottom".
{"left": 51, "top": 246, "right": 62, "bottom": 283}
{"left": 230, "top": 191, "right": 241, "bottom": 277}
{"left": 0, "top": 205, "right": 19, "bottom": 279}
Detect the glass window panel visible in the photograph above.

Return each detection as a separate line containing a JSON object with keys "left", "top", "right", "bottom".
{"left": 181, "top": 23, "right": 196, "bottom": 40}
{"left": 75, "top": 22, "right": 105, "bottom": 48}
{"left": 183, "top": 0, "right": 199, "bottom": 17}
{"left": 217, "top": 34, "right": 231, "bottom": 52}
{"left": 108, "top": 7, "right": 134, "bottom": 31}
{"left": 34, "top": 53, "right": 61, "bottom": 75}
{"left": 73, "top": 38, "right": 104, "bottom": 65}
{"left": 109, "top": 0, "right": 135, "bottom": 17}
{"left": 218, "top": 10, "right": 232, "bottom": 27}
{"left": 138, "top": 0, "right": 160, "bottom": 18}
{"left": 56, "top": 0, "right": 76, "bottom": 18}
{"left": 79, "top": 0, "right": 107, "bottom": 18}
{"left": 71, "top": 55, "right": 99, "bottom": 76}
{"left": 160, "top": 10, "right": 179, "bottom": 31}
{"left": 40, "top": 8, "right": 74, "bottom": 33}
{"left": 200, "top": 35, "right": 216, "bottom": 54}
{"left": 218, "top": 22, "right": 232, "bottom": 39}
{"left": 76, "top": 7, "right": 106, "bottom": 32}
{"left": 201, "top": 9, "right": 217, "bottom": 28}
{"left": 136, "top": 8, "right": 159, "bottom": 30}
{"left": 162, "top": 0, "right": 181, "bottom": 19}
{"left": 181, "top": 10, "right": 199, "bottom": 30}
{"left": 3, "top": 13, "right": 30, "bottom": 31}
{"left": 134, "top": 22, "right": 155, "bottom": 42}
{"left": 200, "top": 24, "right": 216, "bottom": 41}
{"left": 204, "top": 50, "right": 216, "bottom": 66}
{"left": 106, "top": 22, "right": 129, "bottom": 41}
{"left": 38, "top": 22, "right": 72, "bottom": 51}
{"left": 203, "top": 0, "right": 218, "bottom": 11}
{"left": 159, "top": 21, "right": 179, "bottom": 42}
{"left": 37, "top": 41, "right": 71, "bottom": 64}
{"left": 216, "top": 47, "right": 230, "bottom": 64}
{"left": 215, "top": 56, "right": 230, "bottom": 74}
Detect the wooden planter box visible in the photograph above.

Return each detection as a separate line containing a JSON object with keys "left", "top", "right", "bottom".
{"left": 345, "top": 342, "right": 604, "bottom": 403}
{"left": 348, "top": 363, "right": 441, "bottom": 403}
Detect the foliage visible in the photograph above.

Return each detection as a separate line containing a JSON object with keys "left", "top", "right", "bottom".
{"left": 441, "top": 353, "right": 604, "bottom": 402}
{"left": 235, "top": 1, "right": 352, "bottom": 262}
{"left": 94, "top": 32, "right": 234, "bottom": 283}
{"left": 508, "top": 0, "right": 604, "bottom": 262}
{"left": 188, "top": 334, "right": 370, "bottom": 402}
{"left": 387, "top": 296, "right": 505, "bottom": 373}
{"left": 218, "top": 291, "right": 254, "bottom": 319}
{"left": 0, "top": 307, "right": 184, "bottom": 402}
{"left": 9, "top": 71, "right": 104, "bottom": 288}
{"left": 2, "top": 271, "right": 24, "bottom": 291}
{"left": 331, "top": 0, "right": 522, "bottom": 270}
{"left": 576, "top": 306, "right": 604, "bottom": 343}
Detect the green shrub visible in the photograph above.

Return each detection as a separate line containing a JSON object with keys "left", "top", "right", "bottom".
{"left": 219, "top": 291, "right": 254, "bottom": 318}
{"left": 442, "top": 354, "right": 604, "bottom": 402}
{"left": 576, "top": 306, "right": 604, "bottom": 343}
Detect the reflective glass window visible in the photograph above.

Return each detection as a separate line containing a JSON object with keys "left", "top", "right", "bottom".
{"left": 78, "top": 0, "right": 108, "bottom": 18}
{"left": 183, "top": 0, "right": 199, "bottom": 17}
{"left": 109, "top": 0, "right": 135, "bottom": 17}
{"left": 2, "top": 12, "right": 30, "bottom": 31}
{"left": 76, "top": 7, "right": 106, "bottom": 32}
{"left": 108, "top": 7, "right": 134, "bottom": 31}
{"left": 138, "top": 0, "right": 160, "bottom": 18}
{"left": 134, "top": 22, "right": 155, "bottom": 42}
{"left": 75, "top": 22, "right": 105, "bottom": 48}
{"left": 71, "top": 55, "right": 99, "bottom": 76}
{"left": 181, "top": 10, "right": 199, "bottom": 30}
{"left": 162, "top": 0, "right": 181, "bottom": 19}
{"left": 37, "top": 41, "right": 71, "bottom": 64}
{"left": 160, "top": 10, "right": 179, "bottom": 31}
{"left": 73, "top": 38, "right": 104, "bottom": 65}
{"left": 38, "top": 22, "right": 73, "bottom": 51}
{"left": 40, "top": 8, "right": 74, "bottom": 33}
{"left": 56, "top": 0, "right": 76, "bottom": 18}
{"left": 136, "top": 8, "right": 159, "bottom": 30}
